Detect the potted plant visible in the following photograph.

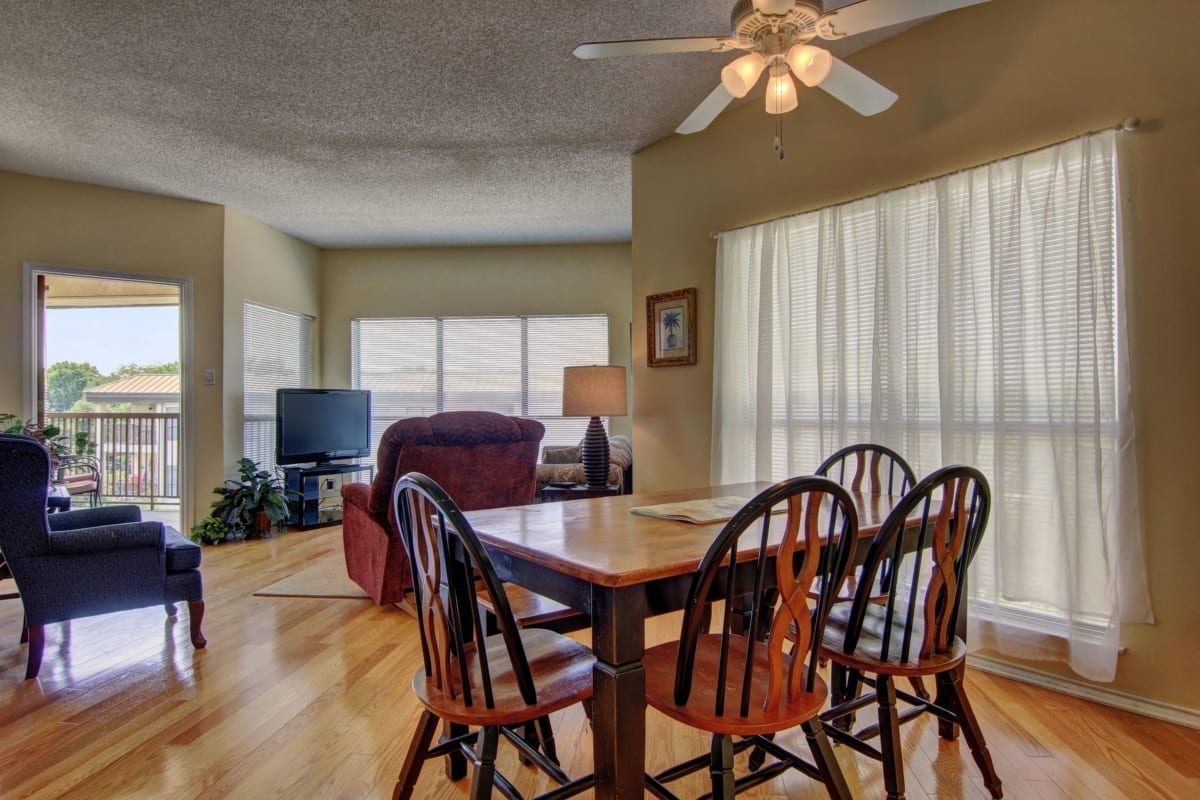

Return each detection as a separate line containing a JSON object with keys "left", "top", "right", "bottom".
{"left": 188, "top": 515, "right": 239, "bottom": 545}
{"left": 209, "top": 457, "right": 291, "bottom": 539}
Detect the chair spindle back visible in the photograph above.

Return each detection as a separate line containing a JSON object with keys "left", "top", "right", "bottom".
{"left": 841, "top": 465, "right": 991, "bottom": 665}
{"left": 817, "top": 443, "right": 916, "bottom": 497}
{"left": 673, "top": 477, "right": 859, "bottom": 716}
{"left": 392, "top": 472, "right": 537, "bottom": 709}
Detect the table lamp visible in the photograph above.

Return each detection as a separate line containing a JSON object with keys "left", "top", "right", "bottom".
{"left": 562, "top": 365, "right": 628, "bottom": 489}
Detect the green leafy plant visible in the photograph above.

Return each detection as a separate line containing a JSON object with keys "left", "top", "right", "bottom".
{"left": 188, "top": 515, "right": 237, "bottom": 546}
{"left": 72, "top": 430, "right": 97, "bottom": 456}
{"left": 1, "top": 413, "right": 69, "bottom": 464}
{"left": 209, "top": 457, "right": 291, "bottom": 538}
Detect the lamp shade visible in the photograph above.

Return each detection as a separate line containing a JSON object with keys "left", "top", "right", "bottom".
{"left": 720, "top": 52, "right": 766, "bottom": 98}
{"left": 764, "top": 68, "right": 798, "bottom": 115}
{"left": 786, "top": 44, "right": 833, "bottom": 88}
{"left": 562, "top": 365, "right": 628, "bottom": 417}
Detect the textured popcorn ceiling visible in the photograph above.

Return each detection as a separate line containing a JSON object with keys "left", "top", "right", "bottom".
{"left": 0, "top": 0, "right": 908, "bottom": 248}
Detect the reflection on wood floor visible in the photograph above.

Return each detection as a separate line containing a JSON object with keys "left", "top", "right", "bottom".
{"left": 1, "top": 527, "right": 1196, "bottom": 799}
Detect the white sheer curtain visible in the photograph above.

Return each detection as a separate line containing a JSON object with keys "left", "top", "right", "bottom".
{"left": 711, "top": 131, "right": 1149, "bottom": 681}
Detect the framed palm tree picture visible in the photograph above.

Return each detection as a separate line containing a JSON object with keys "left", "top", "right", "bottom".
{"left": 647, "top": 287, "right": 696, "bottom": 367}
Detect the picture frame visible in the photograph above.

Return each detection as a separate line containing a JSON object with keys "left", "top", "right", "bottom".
{"left": 647, "top": 287, "right": 697, "bottom": 367}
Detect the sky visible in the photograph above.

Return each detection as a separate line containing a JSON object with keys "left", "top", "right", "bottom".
{"left": 47, "top": 306, "right": 180, "bottom": 374}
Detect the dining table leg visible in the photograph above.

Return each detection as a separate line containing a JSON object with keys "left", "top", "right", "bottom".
{"left": 590, "top": 584, "right": 647, "bottom": 799}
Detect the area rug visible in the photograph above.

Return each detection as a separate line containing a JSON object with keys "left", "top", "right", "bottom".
{"left": 253, "top": 554, "right": 370, "bottom": 600}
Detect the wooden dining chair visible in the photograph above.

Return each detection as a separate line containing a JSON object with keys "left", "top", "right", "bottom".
{"left": 819, "top": 465, "right": 1003, "bottom": 800}
{"left": 390, "top": 472, "right": 595, "bottom": 800}
{"left": 816, "top": 442, "right": 929, "bottom": 701}
{"left": 642, "top": 476, "right": 859, "bottom": 800}
{"left": 817, "top": 443, "right": 915, "bottom": 498}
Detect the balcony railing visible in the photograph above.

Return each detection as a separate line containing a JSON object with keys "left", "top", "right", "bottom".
{"left": 47, "top": 412, "right": 180, "bottom": 508}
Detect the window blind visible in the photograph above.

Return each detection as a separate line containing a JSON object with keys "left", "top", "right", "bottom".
{"left": 352, "top": 315, "right": 609, "bottom": 462}
{"left": 713, "top": 131, "right": 1145, "bottom": 682}
{"left": 243, "top": 302, "right": 314, "bottom": 471}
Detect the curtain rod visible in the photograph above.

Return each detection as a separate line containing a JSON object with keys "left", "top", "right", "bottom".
{"left": 708, "top": 117, "right": 1141, "bottom": 240}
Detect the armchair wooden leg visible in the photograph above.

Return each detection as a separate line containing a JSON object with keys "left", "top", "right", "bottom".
{"left": 165, "top": 603, "right": 178, "bottom": 617}
{"left": 187, "top": 600, "right": 207, "bottom": 648}
{"left": 25, "top": 623, "right": 44, "bottom": 679}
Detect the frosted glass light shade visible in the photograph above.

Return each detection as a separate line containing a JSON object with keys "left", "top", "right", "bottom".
{"left": 562, "top": 365, "right": 628, "bottom": 417}
{"left": 786, "top": 44, "right": 833, "bottom": 87}
{"left": 720, "top": 52, "right": 766, "bottom": 98}
{"left": 765, "top": 70, "right": 798, "bottom": 114}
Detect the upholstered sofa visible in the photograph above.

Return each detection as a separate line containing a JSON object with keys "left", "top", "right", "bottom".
{"left": 340, "top": 411, "right": 544, "bottom": 605}
{"left": 535, "top": 434, "right": 632, "bottom": 496}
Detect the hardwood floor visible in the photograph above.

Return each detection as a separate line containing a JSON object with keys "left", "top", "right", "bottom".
{"left": 1, "top": 527, "right": 1196, "bottom": 799}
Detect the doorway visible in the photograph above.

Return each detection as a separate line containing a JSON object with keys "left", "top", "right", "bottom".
{"left": 24, "top": 265, "right": 192, "bottom": 531}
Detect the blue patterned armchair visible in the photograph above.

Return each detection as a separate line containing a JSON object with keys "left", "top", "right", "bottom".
{"left": 0, "top": 433, "right": 206, "bottom": 679}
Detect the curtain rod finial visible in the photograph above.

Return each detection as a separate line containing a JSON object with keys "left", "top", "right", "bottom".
{"left": 1120, "top": 116, "right": 1141, "bottom": 132}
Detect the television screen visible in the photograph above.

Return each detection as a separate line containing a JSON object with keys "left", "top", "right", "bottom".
{"left": 275, "top": 389, "right": 371, "bottom": 465}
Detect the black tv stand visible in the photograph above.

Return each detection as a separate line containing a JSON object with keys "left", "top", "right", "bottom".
{"left": 283, "top": 462, "right": 374, "bottom": 530}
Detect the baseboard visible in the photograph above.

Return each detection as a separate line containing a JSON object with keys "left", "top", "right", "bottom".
{"left": 969, "top": 653, "right": 1200, "bottom": 730}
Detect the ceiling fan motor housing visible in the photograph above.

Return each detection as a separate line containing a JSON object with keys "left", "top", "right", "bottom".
{"left": 733, "top": 0, "right": 821, "bottom": 40}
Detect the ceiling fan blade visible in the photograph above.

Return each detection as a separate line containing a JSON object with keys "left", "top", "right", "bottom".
{"left": 816, "top": 56, "right": 898, "bottom": 116}
{"left": 817, "top": 0, "right": 990, "bottom": 39}
{"left": 675, "top": 84, "right": 734, "bottom": 135}
{"left": 573, "top": 36, "right": 735, "bottom": 59}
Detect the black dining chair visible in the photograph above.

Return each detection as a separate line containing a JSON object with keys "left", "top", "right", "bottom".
{"left": 816, "top": 442, "right": 930, "bottom": 702}
{"left": 641, "top": 476, "right": 859, "bottom": 800}
{"left": 817, "top": 443, "right": 915, "bottom": 498}
{"left": 819, "top": 465, "right": 1003, "bottom": 800}
{"left": 389, "top": 472, "right": 595, "bottom": 800}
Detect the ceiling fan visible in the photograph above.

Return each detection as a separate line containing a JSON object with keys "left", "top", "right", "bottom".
{"left": 574, "top": 0, "right": 991, "bottom": 135}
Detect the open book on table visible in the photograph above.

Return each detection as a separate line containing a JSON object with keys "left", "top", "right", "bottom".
{"left": 629, "top": 496, "right": 752, "bottom": 524}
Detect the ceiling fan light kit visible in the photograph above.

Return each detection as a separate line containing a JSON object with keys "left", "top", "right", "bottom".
{"left": 574, "top": 0, "right": 990, "bottom": 136}
{"left": 720, "top": 52, "right": 767, "bottom": 98}
{"left": 786, "top": 43, "right": 832, "bottom": 87}
{"left": 765, "top": 63, "right": 799, "bottom": 114}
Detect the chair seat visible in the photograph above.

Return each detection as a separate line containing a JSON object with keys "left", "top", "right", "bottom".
{"left": 821, "top": 604, "right": 966, "bottom": 677}
{"left": 644, "top": 634, "right": 828, "bottom": 736}
{"left": 164, "top": 526, "right": 202, "bottom": 571}
{"left": 413, "top": 627, "right": 594, "bottom": 727}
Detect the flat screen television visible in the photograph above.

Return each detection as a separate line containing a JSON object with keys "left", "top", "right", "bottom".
{"left": 275, "top": 388, "right": 371, "bottom": 466}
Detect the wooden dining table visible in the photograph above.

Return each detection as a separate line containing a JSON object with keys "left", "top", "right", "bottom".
{"left": 464, "top": 482, "right": 905, "bottom": 799}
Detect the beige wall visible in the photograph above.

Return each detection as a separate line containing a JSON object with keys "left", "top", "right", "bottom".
{"left": 319, "top": 243, "right": 633, "bottom": 436}
{"left": 0, "top": 170, "right": 226, "bottom": 527}
{"left": 222, "top": 208, "right": 321, "bottom": 471}
{"left": 631, "top": 0, "right": 1200, "bottom": 710}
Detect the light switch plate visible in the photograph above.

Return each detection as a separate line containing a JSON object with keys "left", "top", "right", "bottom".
{"left": 203, "top": 369, "right": 216, "bottom": 385}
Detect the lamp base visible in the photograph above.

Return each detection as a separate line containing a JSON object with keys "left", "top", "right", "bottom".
{"left": 579, "top": 416, "right": 611, "bottom": 490}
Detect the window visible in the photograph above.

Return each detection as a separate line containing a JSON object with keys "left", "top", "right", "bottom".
{"left": 352, "top": 315, "right": 609, "bottom": 461}
{"left": 712, "top": 131, "right": 1147, "bottom": 682}
{"left": 243, "top": 302, "right": 314, "bottom": 471}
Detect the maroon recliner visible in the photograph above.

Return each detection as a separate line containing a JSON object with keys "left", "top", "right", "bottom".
{"left": 340, "top": 410, "right": 544, "bottom": 605}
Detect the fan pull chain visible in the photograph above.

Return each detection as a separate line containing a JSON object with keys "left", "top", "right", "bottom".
{"left": 773, "top": 115, "right": 785, "bottom": 160}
